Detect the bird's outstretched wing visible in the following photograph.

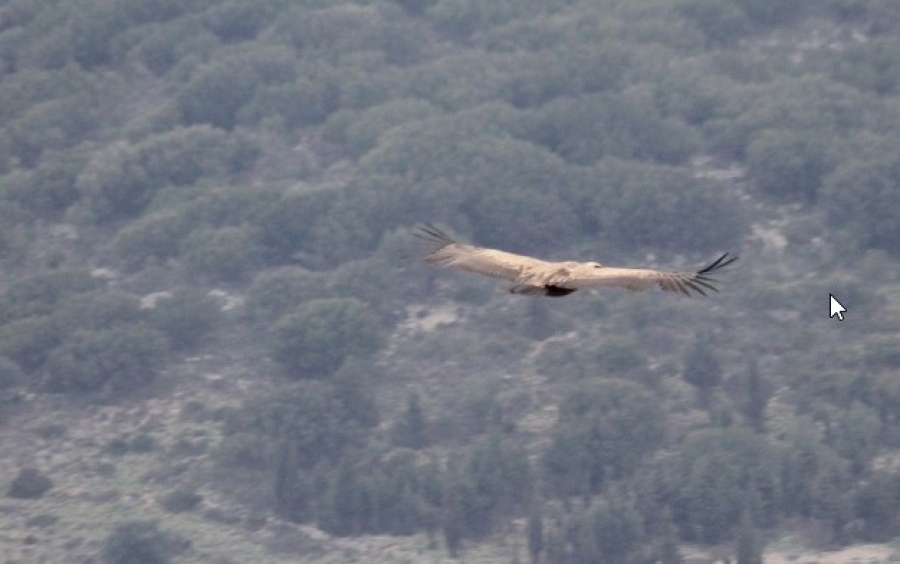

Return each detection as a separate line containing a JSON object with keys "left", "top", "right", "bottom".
{"left": 564, "top": 253, "right": 738, "bottom": 296}
{"left": 414, "top": 224, "right": 737, "bottom": 298}
{"left": 413, "top": 224, "right": 549, "bottom": 282}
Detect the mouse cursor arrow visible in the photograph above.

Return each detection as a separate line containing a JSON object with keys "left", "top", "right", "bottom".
{"left": 830, "top": 294, "right": 846, "bottom": 321}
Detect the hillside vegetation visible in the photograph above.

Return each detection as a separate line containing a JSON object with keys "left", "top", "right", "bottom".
{"left": 1, "top": 0, "right": 900, "bottom": 562}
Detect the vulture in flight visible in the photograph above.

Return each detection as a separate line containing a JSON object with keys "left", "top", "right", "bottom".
{"left": 414, "top": 224, "right": 737, "bottom": 298}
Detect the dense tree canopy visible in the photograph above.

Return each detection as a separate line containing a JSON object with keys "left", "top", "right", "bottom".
{"left": 0, "top": 0, "right": 898, "bottom": 561}
{"left": 545, "top": 379, "right": 666, "bottom": 495}
{"left": 269, "top": 298, "right": 385, "bottom": 378}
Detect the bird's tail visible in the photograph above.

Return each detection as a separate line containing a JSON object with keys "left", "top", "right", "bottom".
{"left": 412, "top": 224, "right": 458, "bottom": 248}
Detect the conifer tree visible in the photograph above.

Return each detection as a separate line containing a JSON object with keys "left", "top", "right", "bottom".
{"left": 527, "top": 506, "right": 544, "bottom": 564}
{"left": 744, "top": 358, "right": 767, "bottom": 432}
{"left": 273, "top": 440, "right": 310, "bottom": 523}
{"left": 735, "top": 511, "right": 763, "bottom": 564}
{"left": 683, "top": 335, "right": 722, "bottom": 407}
{"left": 393, "top": 391, "right": 428, "bottom": 449}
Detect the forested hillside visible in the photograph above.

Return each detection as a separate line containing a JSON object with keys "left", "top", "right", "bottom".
{"left": 1, "top": 0, "right": 900, "bottom": 562}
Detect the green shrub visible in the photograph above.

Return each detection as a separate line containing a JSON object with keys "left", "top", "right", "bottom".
{"left": 242, "top": 75, "right": 340, "bottom": 129}
{"left": 676, "top": 0, "right": 751, "bottom": 46}
{"left": 829, "top": 37, "right": 900, "bottom": 95}
{"left": 466, "top": 185, "right": 580, "bottom": 255}
{"left": 160, "top": 488, "right": 203, "bottom": 513}
{"left": 256, "top": 187, "right": 335, "bottom": 263}
{"left": 0, "top": 66, "right": 94, "bottom": 125}
{"left": 43, "top": 326, "right": 168, "bottom": 394}
{"left": 489, "top": 44, "right": 629, "bottom": 106}
{"left": 146, "top": 287, "right": 222, "bottom": 350}
{"left": 326, "top": 253, "right": 425, "bottom": 310}
{"left": 359, "top": 121, "right": 584, "bottom": 252}
{"left": 0, "top": 288, "right": 143, "bottom": 375}
{"left": 74, "top": 141, "right": 150, "bottom": 220}
{"left": 176, "top": 49, "right": 297, "bottom": 129}
{"left": 341, "top": 99, "right": 443, "bottom": 158}
{"left": 131, "top": 20, "right": 217, "bottom": 76}
{"left": 215, "top": 432, "right": 268, "bottom": 470}
{"left": 4, "top": 95, "right": 98, "bottom": 167}
{"left": 0, "top": 356, "right": 23, "bottom": 389}
{"left": 746, "top": 128, "right": 831, "bottom": 202}
{"left": 182, "top": 225, "right": 263, "bottom": 283}
{"left": 76, "top": 125, "right": 251, "bottom": 221}
{"left": 7, "top": 468, "right": 53, "bottom": 499}
{"left": 130, "top": 433, "right": 157, "bottom": 453}
{"left": 863, "top": 335, "right": 900, "bottom": 367}
{"left": 177, "top": 62, "right": 259, "bottom": 129}
{"left": 101, "top": 520, "right": 174, "bottom": 564}
{"left": 594, "top": 337, "right": 645, "bottom": 374}
{"left": 308, "top": 176, "right": 418, "bottom": 264}
{"left": 0, "top": 270, "right": 100, "bottom": 323}
{"left": 202, "top": 0, "right": 273, "bottom": 43}
{"left": 112, "top": 208, "right": 195, "bottom": 269}
{"left": 703, "top": 75, "right": 869, "bottom": 160}
{"left": 277, "top": 3, "right": 423, "bottom": 65}
{"left": 269, "top": 298, "right": 385, "bottom": 379}
{"left": 105, "top": 437, "right": 131, "bottom": 456}
{"left": 427, "top": 0, "right": 519, "bottom": 38}
{"left": 589, "top": 158, "right": 746, "bottom": 252}
{"left": 733, "top": 0, "right": 805, "bottom": 26}
{"left": 867, "top": 1, "right": 900, "bottom": 35}
{"left": 821, "top": 133, "right": 900, "bottom": 253}
{"left": 534, "top": 92, "right": 700, "bottom": 165}
{"left": 0, "top": 316, "right": 62, "bottom": 372}
{"left": 533, "top": 339, "right": 590, "bottom": 380}
{"left": 244, "top": 268, "right": 330, "bottom": 324}
{"left": 0, "top": 148, "right": 88, "bottom": 217}
{"left": 53, "top": 291, "right": 144, "bottom": 332}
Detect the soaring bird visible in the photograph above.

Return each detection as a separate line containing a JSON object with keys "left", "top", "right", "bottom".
{"left": 414, "top": 224, "right": 737, "bottom": 298}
